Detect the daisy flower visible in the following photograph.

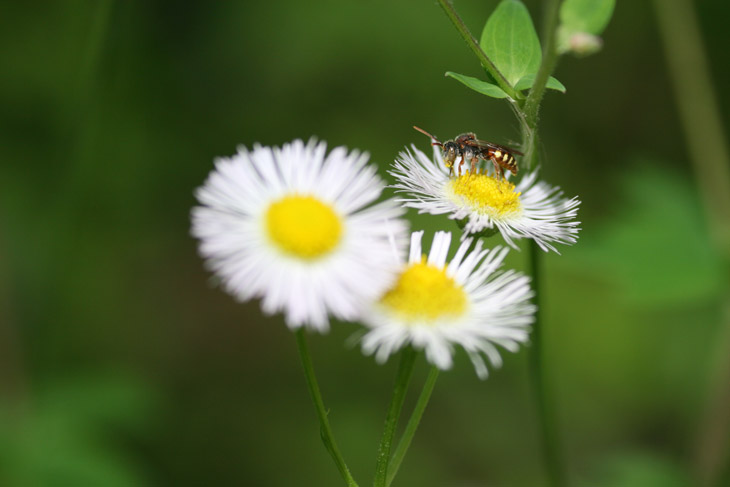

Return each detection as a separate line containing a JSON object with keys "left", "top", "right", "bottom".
{"left": 391, "top": 144, "right": 581, "bottom": 253}
{"left": 361, "top": 231, "right": 535, "bottom": 379}
{"left": 191, "top": 139, "right": 408, "bottom": 332}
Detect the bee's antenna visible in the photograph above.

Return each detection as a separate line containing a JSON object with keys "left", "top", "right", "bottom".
{"left": 413, "top": 125, "right": 443, "bottom": 147}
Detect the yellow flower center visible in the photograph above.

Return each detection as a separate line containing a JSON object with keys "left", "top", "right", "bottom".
{"left": 266, "top": 195, "right": 343, "bottom": 259}
{"left": 448, "top": 173, "right": 522, "bottom": 217}
{"left": 380, "top": 260, "right": 468, "bottom": 323}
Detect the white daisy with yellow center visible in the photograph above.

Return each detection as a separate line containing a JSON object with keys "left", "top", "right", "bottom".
{"left": 361, "top": 231, "right": 535, "bottom": 379}
{"left": 191, "top": 139, "right": 408, "bottom": 332}
{"left": 391, "top": 145, "right": 581, "bottom": 253}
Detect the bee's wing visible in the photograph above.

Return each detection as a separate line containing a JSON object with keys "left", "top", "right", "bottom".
{"left": 466, "top": 139, "right": 524, "bottom": 156}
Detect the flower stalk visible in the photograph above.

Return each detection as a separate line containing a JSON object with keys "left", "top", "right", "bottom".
{"left": 520, "top": 1, "right": 569, "bottom": 486}
{"left": 651, "top": 0, "right": 730, "bottom": 484}
{"left": 528, "top": 240, "right": 567, "bottom": 487}
{"left": 386, "top": 366, "right": 440, "bottom": 487}
{"left": 522, "top": 0, "right": 563, "bottom": 129}
{"left": 438, "top": 0, "right": 569, "bottom": 485}
{"left": 295, "top": 329, "right": 359, "bottom": 487}
{"left": 373, "top": 347, "right": 418, "bottom": 487}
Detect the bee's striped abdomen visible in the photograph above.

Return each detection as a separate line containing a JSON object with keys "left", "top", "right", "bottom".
{"left": 489, "top": 148, "right": 518, "bottom": 175}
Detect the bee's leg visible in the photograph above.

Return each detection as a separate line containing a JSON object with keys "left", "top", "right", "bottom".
{"left": 492, "top": 158, "right": 503, "bottom": 181}
{"left": 448, "top": 165, "right": 454, "bottom": 177}
{"left": 470, "top": 157, "right": 478, "bottom": 176}
{"left": 458, "top": 156, "right": 465, "bottom": 177}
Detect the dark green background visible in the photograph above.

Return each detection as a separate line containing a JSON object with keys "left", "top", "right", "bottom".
{"left": 1, "top": 1, "right": 728, "bottom": 485}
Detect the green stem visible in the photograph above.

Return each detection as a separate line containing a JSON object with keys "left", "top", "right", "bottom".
{"left": 519, "top": 4, "right": 567, "bottom": 480}
{"left": 528, "top": 241, "right": 567, "bottom": 487}
{"left": 295, "top": 329, "right": 359, "bottom": 487}
{"left": 650, "top": 0, "right": 730, "bottom": 257}
{"left": 651, "top": 1, "right": 730, "bottom": 485}
{"left": 523, "top": 0, "right": 562, "bottom": 128}
{"left": 373, "top": 347, "right": 418, "bottom": 487}
{"left": 437, "top": 1, "right": 567, "bottom": 484}
{"left": 436, "top": 0, "right": 519, "bottom": 100}
{"left": 521, "top": 0, "right": 562, "bottom": 167}
{"left": 386, "top": 366, "right": 440, "bottom": 487}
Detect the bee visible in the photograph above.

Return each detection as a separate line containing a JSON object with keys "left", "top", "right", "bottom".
{"left": 413, "top": 126, "right": 522, "bottom": 179}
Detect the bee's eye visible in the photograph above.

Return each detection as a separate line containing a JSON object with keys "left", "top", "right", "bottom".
{"left": 444, "top": 149, "right": 456, "bottom": 163}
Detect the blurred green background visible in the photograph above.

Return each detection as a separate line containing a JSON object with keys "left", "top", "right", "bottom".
{"left": 1, "top": 0, "right": 729, "bottom": 485}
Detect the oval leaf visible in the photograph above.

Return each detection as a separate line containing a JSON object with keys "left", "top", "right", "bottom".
{"left": 445, "top": 71, "right": 509, "bottom": 99}
{"left": 514, "top": 74, "right": 567, "bottom": 93}
{"left": 560, "top": 0, "right": 615, "bottom": 35}
{"left": 480, "top": 0, "right": 541, "bottom": 87}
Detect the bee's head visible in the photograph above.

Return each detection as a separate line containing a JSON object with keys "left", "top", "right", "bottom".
{"left": 442, "top": 141, "right": 458, "bottom": 167}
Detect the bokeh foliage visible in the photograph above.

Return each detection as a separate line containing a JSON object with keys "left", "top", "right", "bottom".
{"left": 1, "top": 0, "right": 728, "bottom": 485}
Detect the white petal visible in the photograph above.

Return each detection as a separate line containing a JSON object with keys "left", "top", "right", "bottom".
{"left": 191, "top": 139, "right": 409, "bottom": 333}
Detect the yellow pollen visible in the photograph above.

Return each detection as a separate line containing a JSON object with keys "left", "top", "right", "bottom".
{"left": 380, "top": 261, "right": 468, "bottom": 323}
{"left": 266, "top": 195, "right": 343, "bottom": 259}
{"left": 448, "top": 173, "right": 522, "bottom": 216}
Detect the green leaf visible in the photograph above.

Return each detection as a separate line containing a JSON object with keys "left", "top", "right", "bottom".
{"left": 560, "top": 0, "right": 615, "bottom": 35}
{"left": 570, "top": 162, "right": 726, "bottom": 306}
{"left": 514, "top": 74, "right": 567, "bottom": 93}
{"left": 594, "top": 452, "right": 691, "bottom": 487}
{"left": 558, "top": 0, "right": 615, "bottom": 55}
{"left": 445, "top": 71, "right": 509, "bottom": 99}
{"left": 480, "top": 0, "right": 541, "bottom": 87}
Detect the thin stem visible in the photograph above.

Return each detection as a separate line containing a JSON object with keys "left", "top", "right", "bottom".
{"left": 650, "top": 0, "right": 730, "bottom": 257}
{"left": 386, "top": 366, "right": 440, "bottom": 487}
{"left": 436, "top": 0, "right": 519, "bottom": 100}
{"left": 651, "top": 1, "right": 730, "bottom": 485}
{"left": 523, "top": 0, "right": 563, "bottom": 128}
{"left": 528, "top": 241, "right": 567, "bottom": 487}
{"left": 518, "top": 4, "right": 567, "bottom": 481}
{"left": 295, "top": 329, "right": 359, "bottom": 487}
{"left": 373, "top": 347, "right": 418, "bottom": 487}
{"left": 437, "top": 1, "right": 568, "bottom": 484}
